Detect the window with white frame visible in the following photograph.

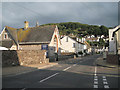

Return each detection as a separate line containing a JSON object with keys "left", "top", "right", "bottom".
{"left": 73, "top": 43, "right": 75, "bottom": 48}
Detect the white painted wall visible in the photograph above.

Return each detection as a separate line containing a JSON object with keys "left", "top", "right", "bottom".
{"left": 60, "top": 36, "right": 83, "bottom": 53}
{"left": 49, "top": 26, "right": 61, "bottom": 56}
{"left": 60, "top": 36, "right": 76, "bottom": 53}
{"left": 109, "top": 25, "right": 120, "bottom": 54}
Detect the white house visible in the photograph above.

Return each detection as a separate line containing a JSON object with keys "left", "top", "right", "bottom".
{"left": 109, "top": 25, "right": 120, "bottom": 54}
{"left": 112, "top": 26, "right": 120, "bottom": 54}
{"left": 60, "top": 36, "right": 84, "bottom": 54}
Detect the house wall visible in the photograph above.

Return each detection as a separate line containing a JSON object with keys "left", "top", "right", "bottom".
{"left": 19, "top": 44, "right": 42, "bottom": 50}
{"left": 60, "top": 36, "right": 77, "bottom": 53}
{"left": 109, "top": 30, "right": 114, "bottom": 53}
{"left": 49, "top": 26, "right": 61, "bottom": 56}
{"left": 117, "top": 30, "right": 120, "bottom": 54}
{"left": 10, "top": 45, "right": 17, "bottom": 50}
{"left": 1, "top": 28, "right": 11, "bottom": 41}
{"left": 109, "top": 26, "right": 120, "bottom": 54}
{"left": 2, "top": 50, "right": 48, "bottom": 67}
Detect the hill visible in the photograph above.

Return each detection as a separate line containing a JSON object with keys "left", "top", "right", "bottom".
{"left": 41, "top": 22, "right": 109, "bottom": 38}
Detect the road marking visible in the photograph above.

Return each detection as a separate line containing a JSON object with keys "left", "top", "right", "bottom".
{"left": 103, "top": 76, "right": 106, "bottom": 78}
{"left": 102, "top": 76, "right": 110, "bottom": 88}
{"left": 94, "top": 73, "right": 97, "bottom": 76}
{"left": 94, "top": 85, "right": 98, "bottom": 88}
{"left": 104, "top": 85, "right": 109, "bottom": 88}
{"left": 94, "top": 78, "right": 98, "bottom": 81}
{"left": 73, "top": 64, "right": 77, "bottom": 66}
{"left": 103, "top": 81, "right": 108, "bottom": 84}
{"left": 103, "top": 78, "right": 107, "bottom": 81}
{"left": 94, "top": 81, "right": 98, "bottom": 84}
{"left": 63, "top": 66, "right": 71, "bottom": 71}
{"left": 39, "top": 73, "right": 59, "bottom": 83}
{"left": 93, "top": 66, "right": 98, "bottom": 88}
{"left": 94, "top": 66, "right": 97, "bottom": 76}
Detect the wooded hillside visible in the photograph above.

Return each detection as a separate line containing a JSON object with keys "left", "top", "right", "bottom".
{"left": 41, "top": 22, "right": 109, "bottom": 37}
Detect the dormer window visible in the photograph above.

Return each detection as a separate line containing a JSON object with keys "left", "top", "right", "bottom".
{"left": 4, "top": 33, "right": 8, "bottom": 39}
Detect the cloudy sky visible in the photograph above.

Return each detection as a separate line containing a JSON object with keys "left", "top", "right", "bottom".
{"left": 0, "top": 1, "right": 119, "bottom": 31}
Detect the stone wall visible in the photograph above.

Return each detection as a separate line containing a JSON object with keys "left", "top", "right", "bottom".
{"left": 2, "top": 50, "right": 19, "bottom": 67}
{"left": 19, "top": 44, "right": 42, "bottom": 50}
{"left": 49, "top": 54, "right": 74, "bottom": 62}
{"left": 2, "top": 50, "right": 49, "bottom": 67}
{"left": 58, "top": 55, "right": 74, "bottom": 61}
{"left": 106, "top": 54, "right": 120, "bottom": 65}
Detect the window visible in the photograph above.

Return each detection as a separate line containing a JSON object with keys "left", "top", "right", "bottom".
{"left": 111, "top": 38, "right": 114, "bottom": 40}
{"left": 66, "top": 37, "right": 68, "bottom": 42}
{"left": 54, "top": 37, "right": 57, "bottom": 43}
{"left": 73, "top": 43, "right": 75, "bottom": 48}
{"left": 4, "top": 33, "right": 7, "bottom": 39}
{"left": 41, "top": 45, "right": 48, "bottom": 50}
{"left": 45, "top": 51, "right": 48, "bottom": 58}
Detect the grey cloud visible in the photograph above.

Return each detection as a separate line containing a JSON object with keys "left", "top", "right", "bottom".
{"left": 1, "top": 2, "right": 118, "bottom": 31}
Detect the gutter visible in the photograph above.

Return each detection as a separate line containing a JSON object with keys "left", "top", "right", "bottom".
{"left": 19, "top": 41, "right": 50, "bottom": 45}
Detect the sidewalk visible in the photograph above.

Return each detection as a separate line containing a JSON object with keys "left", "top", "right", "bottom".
{"left": 95, "top": 57, "right": 119, "bottom": 68}
{"left": 2, "top": 62, "right": 58, "bottom": 77}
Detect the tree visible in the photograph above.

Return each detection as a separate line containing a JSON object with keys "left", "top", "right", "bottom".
{"left": 100, "top": 25, "right": 108, "bottom": 37}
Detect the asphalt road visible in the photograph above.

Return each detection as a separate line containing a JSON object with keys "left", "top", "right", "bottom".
{"left": 2, "top": 54, "right": 119, "bottom": 89}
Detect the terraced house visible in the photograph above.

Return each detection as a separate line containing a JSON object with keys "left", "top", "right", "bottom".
{"left": 1, "top": 21, "right": 61, "bottom": 62}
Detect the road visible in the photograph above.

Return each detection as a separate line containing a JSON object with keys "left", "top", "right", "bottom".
{"left": 2, "top": 54, "right": 119, "bottom": 89}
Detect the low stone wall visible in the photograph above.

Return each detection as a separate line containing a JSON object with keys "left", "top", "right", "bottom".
{"left": 2, "top": 50, "right": 49, "bottom": 67}
{"left": 2, "top": 50, "right": 19, "bottom": 67}
{"left": 49, "top": 54, "right": 74, "bottom": 62}
{"left": 106, "top": 54, "right": 120, "bottom": 65}
{"left": 58, "top": 55, "right": 74, "bottom": 61}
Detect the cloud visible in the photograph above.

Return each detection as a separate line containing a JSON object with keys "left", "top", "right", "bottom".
{"left": 1, "top": 2, "right": 118, "bottom": 30}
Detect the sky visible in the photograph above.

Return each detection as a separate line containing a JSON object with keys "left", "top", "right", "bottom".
{"left": 0, "top": 0, "right": 119, "bottom": 32}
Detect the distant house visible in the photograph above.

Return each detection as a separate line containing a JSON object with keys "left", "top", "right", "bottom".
{"left": 60, "top": 36, "right": 91, "bottom": 56}
{"left": 1, "top": 21, "right": 61, "bottom": 61}
{"left": 86, "top": 37, "right": 98, "bottom": 42}
{"left": 60, "top": 36, "right": 83, "bottom": 53}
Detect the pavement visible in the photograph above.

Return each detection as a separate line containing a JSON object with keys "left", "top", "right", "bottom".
{"left": 2, "top": 62, "right": 58, "bottom": 77}
{"left": 2, "top": 54, "right": 119, "bottom": 77}
{"left": 95, "top": 57, "right": 119, "bottom": 68}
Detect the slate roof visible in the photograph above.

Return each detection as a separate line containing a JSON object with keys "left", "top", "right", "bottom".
{"left": 0, "top": 40, "right": 13, "bottom": 48}
{"left": 68, "top": 36, "right": 85, "bottom": 45}
{"left": 5, "top": 25, "right": 56, "bottom": 44}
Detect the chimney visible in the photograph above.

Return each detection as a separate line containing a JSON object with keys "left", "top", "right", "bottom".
{"left": 36, "top": 21, "right": 39, "bottom": 27}
{"left": 24, "top": 21, "right": 29, "bottom": 29}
